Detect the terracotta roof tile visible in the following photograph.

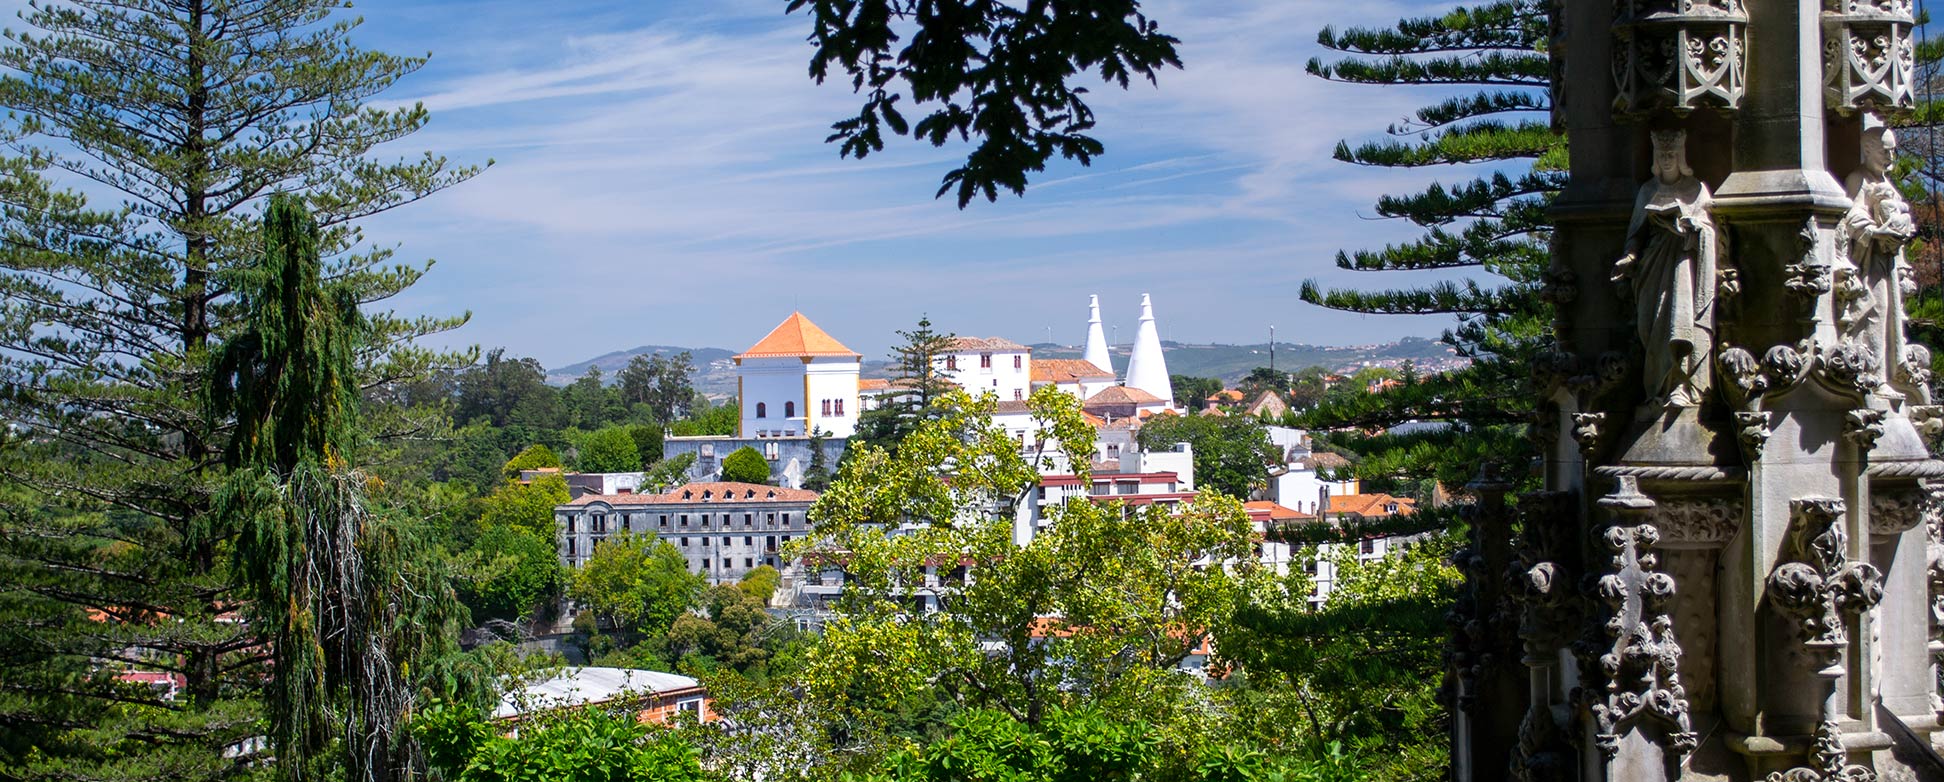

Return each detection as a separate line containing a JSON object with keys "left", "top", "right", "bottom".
{"left": 1032, "top": 359, "right": 1115, "bottom": 383}
{"left": 564, "top": 481, "right": 819, "bottom": 507}
{"left": 1324, "top": 492, "right": 1416, "bottom": 519}
{"left": 1084, "top": 386, "right": 1163, "bottom": 406}
{"left": 1244, "top": 500, "right": 1315, "bottom": 521}
{"left": 735, "top": 312, "right": 860, "bottom": 360}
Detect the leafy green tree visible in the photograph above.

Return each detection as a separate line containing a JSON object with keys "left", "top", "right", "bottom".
{"left": 853, "top": 316, "right": 958, "bottom": 453}
{"left": 802, "top": 428, "right": 833, "bottom": 491}
{"left": 789, "top": 0, "right": 1181, "bottom": 207}
{"left": 721, "top": 446, "right": 772, "bottom": 485}
{"left": 480, "top": 473, "right": 572, "bottom": 537}
{"left": 1224, "top": 535, "right": 1462, "bottom": 778}
{"left": 562, "top": 366, "right": 623, "bottom": 429}
{"left": 454, "top": 525, "right": 564, "bottom": 624}
{"left": 628, "top": 423, "right": 666, "bottom": 469}
{"left": 1171, "top": 375, "right": 1226, "bottom": 407}
{"left": 570, "top": 535, "right": 705, "bottom": 636}
{"left": 1295, "top": 0, "right": 1553, "bottom": 492}
{"left": 663, "top": 583, "right": 776, "bottom": 671}
{"left": 211, "top": 195, "right": 467, "bottom": 782}
{"left": 576, "top": 426, "right": 644, "bottom": 473}
{"left": 1136, "top": 414, "right": 1279, "bottom": 498}
{"left": 619, "top": 354, "right": 658, "bottom": 408}
{"left": 849, "top": 707, "right": 1160, "bottom": 782}
{"left": 456, "top": 350, "right": 563, "bottom": 429}
{"left": 644, "top": 453, "right": 699, "bottom": 494}
{"left": 793, "top": 390, "right": 1264, "bottom": 772}
{"left": 414, "top": 703, "right": 705, "bottom": 782}
{"left": 649, "top": 352, "right": 698, "bottom": 424}
{"left": 503, "top": 443, "right": 563, "bottom": 480}
{"left": 739, "top": 564, "right": 782, "bottom": 605}
{"left": 670, "top": 398, "right": 738, "bottom": 437}
{"left": 0, "top": 0, "right": 479, "bottom": 773}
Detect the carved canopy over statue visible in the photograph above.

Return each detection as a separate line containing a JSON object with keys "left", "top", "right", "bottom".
{"left": 1614, "top": 128, "right": 1720, "bottom": 409}
{"left": 1838, "top": 115, "right": 1918, "bottom": 398}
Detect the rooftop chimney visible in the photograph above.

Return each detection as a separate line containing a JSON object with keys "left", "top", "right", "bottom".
{"left": 1083, "top": 294, "right": 1112, "bottom": 374}
{"left": 1123, "top": 293, "right": 1173, "bottom": 407}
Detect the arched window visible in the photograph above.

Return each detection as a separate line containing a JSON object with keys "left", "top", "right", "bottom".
{"left": 785, "top": 401, "right": 796, "bottom": 418}
{"left": 756, "top": 402, "right": 767, "bottom": 418}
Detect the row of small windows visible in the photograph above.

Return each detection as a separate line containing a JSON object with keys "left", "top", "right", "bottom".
{"left": 754, "top": 401, "right": 795, "bottom": 419}
{"left": 942, "top": 354, "right": 1022, "bottom": 370}
{"left": 565, "top": 511, "right": 799, "bottom": 534}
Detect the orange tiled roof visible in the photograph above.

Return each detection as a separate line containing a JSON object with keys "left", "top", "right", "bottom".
{"left": 858, "top": 378, "right": 892, "bottom": 391}
{"left": 735, "top": 312, "right": 860, "bottom": 360}
{"left": 564, "top": 481, "right": 819, "bottom": 507}
{"left": 1085, "top": 386, "right": 1164, "bottom": 406}
{"left": 1032, "top": 358, "right": 1115, "bottom": 383}
{"left": 1324, "top": 492, "right": 1416, "bottom": 519}
{"left": 1244, "top": 500, "right": 1315, "bottom": 521}
{"left": 1206, "top": 389, "right": 1245, "bottom": 403}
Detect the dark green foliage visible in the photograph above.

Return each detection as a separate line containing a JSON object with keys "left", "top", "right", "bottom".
{"left": 455, "top": 525, "right": 564, "bottom": 623}
{"left": 853, "top": 317, "right": 959, "bottom": 454}
{"left": 803, "top": 428, "right": 833, "bottom": 492}
{"left": 213, "top": 196, "right": 467, "bottom": 782}
{"left": 627, "top": 424, "right": 666, "bottom": 469}
{"left": 722, "top": 446, "right": 773, "bottom": 485}
{"left": 1136, "top": 414, "right": 1279, "bottom": 498}
{"left": 788, "top": 0, "right": 1182, "bottom": 207}
{"left": 1298, "top": 0, "right": 1554, "bottom": 492}
{"left": 644, "top": 453, "right": 700, "bottom": 493}
{"left": 858, "top": 707, "right": 1159, "bottom": 782}
{"left": 1172, "top": 375, "right": 1226, "bottom": 406}
{"left": 575, "top": 426, "right": 644, "bottom": 473}
{"left": 669, "top": 399, "right": 738, "bottom": 437}
{"left": 663, "top": 584, "right": 777, "bottom": 671}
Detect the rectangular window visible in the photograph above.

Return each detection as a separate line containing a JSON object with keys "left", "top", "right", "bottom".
{"left": 745, "top": 558, "right": 754, "bottom": 568}
{"left": 767, "top": 513, "right": 777, "bottom": 525}
{"left": 946, "top": 355, "right": 958, "bottom": 370}
{"left": 835, "top": 399, "right": 844, "bottom": 416}
{"left": 592, "top": 516, "right": 606, "bottom": 533}
{"left": 744, "top": 536, "right": 752, "bottom": 546}
{"left": 679, "top": 537, "right": 688, "bottom": 547}
{"left": 1013, "top": 355, "right": 1022, "bottom": 369}
{"left": 1360, "top": 539, "right": 1375, "bottom": 555}
{"left": 744, "top": 513, "right": 753, "bottom": 527}
{"left": 660, "top": 515, "right": 669, "bottom": 528}
{"left": 567, "top": 539, "right": 577, "bottom": 556}
{"left": 722, "top": 559, "right": 731, "bottom": 569}
{"left": 567, "top": 517, "right": 577, "bottom": 533}
{"left": 680, "top": 514, "right": 688, "bottom": 527}
{"left": 766, "top": 535, "right": 777, "bottom": 550}
{"left": 980, "top": 354, "right": 992, "bottom": 368}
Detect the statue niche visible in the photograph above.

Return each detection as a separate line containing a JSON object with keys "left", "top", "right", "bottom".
{"left": 1615, "top": 129, "right": 1721, "bottom": 410}
{"left": 1838, "top": 115, "right": 1918, "bottom": 399}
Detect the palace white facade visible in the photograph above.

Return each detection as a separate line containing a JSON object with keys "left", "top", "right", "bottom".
{"left": 735, "top": 312, "right": 862, "bottom": 439}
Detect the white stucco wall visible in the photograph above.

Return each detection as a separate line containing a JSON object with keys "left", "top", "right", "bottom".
{"left": 738, "top": 356, "right": 859, "bottom": 438}
{"left": 940, "top": 349, "right": 1032, "bottom": 402}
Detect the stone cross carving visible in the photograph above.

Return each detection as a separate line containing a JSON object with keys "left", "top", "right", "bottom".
{"left": 1614, "top": 129, "right": 1720, "bottom": 409}
{"left": 1764, "top": 498, "right": 1881, "bottom": 782}
{"left": 1590, "top": 477, "right": 1697, "bottom": 760}
{"left": 1838, "top": 115, "right": 1918, "bottom": 400}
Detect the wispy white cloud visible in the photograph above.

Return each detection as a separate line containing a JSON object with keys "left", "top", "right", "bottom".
{"left": 360, "top": 0, "right": 1508, "bottom": 365}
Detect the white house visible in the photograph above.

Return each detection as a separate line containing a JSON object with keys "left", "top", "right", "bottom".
{"left": 735, "top": 312, "right": 862, "bottom": 439}
{"left": 939, "top": 336, "right": 1034, "bottom": 403}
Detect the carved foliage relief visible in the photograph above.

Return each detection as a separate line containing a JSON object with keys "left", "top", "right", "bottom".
{"left": 1614, "top": 0, "right": 1748, "bottom": 115}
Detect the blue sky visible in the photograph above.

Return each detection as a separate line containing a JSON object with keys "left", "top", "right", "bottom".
{"left": 343, "top": 0, "right": 1492, "bottom": 367}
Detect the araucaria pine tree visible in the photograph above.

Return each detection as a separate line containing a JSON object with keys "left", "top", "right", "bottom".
{"left": 1297, "top": 0, "right": 1558, "bottom": 498}
{"left": 0, "top": 2, "right": 478, "bottom": 779}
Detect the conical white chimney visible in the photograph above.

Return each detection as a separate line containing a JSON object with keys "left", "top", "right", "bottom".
{"left": 1083, "top": 294, "right": 1112, "bottom": 375}
{"left": 1124, "top": 293, "right": 1173, "bottom": 406}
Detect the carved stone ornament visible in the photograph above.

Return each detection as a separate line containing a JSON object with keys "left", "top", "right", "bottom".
{"left": 1898, "top": 344, "right": 1934, "bottom": 402}
{"left": 1822, "top": 0, "right": 1916, "bottom": 116}
{"left": 1614, "top": 129, "right": 1720, "bottom": 409}
{"left": 1734, "top": 411, "right": 1772, "bottom": 461}
{"left": 1868, "top": 488, "right": 1925, "bottom": 535}
{"left": 1925, "top": 483, "right": 1944, "bottom": 721}
{"left": 1719, "top": 346, "right": 1765, "bottom": 408}
{"left": 1787, "top": 219, "right": 1834, "bottom": 307}
{"left": 1766, "top": 343, "right": 1813, "bottom": 389}
{"left": 1573, "top": 412, "right": 1608, "bottom": 459}
{"left": 1652, "top": 496, "right": 1741, "bottom": 545}
{"left": 1512, "top": 491, "right": 1579, "bottom": 659}
{"left": 1613, "top": 0, "right": 1748, "bottom": 116}
{"left": 1768, "top": 498, "right": 1883, "bottom": 672}
{"left": 1590, "top": 477, "right": 1699, "bottom": 759}
{"left": 1764, "top": 719, "right": 1879, "bottom": 781}
{"left": 1844, "top": 407, "right": 1886, "bottom": 451}
{"left": 1820, "top": 340, "right": 1882, "bottom": 395}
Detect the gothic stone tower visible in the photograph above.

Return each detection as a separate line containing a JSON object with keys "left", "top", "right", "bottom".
{"left": 1455, "top": 1, "right": 1944, "bottom": 780}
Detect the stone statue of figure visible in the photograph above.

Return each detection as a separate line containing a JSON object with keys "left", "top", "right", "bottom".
{"left": 1614, "top": 128, "right": 1718, "bottom": 409}
{"left": 1841, "top": 116, "right": 1917, "bottom": 394}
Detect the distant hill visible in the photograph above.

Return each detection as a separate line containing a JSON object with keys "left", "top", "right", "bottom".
{"left": 547, "top": 337, "right": 1461, "bottom": 398}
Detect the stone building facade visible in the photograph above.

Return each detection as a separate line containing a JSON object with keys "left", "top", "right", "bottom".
{"left": 555, "top": 481, "right": 817, "bottom": 584}
{"left": 1460, "top": 2, "right": 1944, "bottom": 780}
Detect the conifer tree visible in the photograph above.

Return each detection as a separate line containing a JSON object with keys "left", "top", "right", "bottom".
{"left": 0, "top": 2, "right": 478, "bottom": 778}
{"left": 852, "top": 317, "right": 958, "bottom": 453}
{"left": 1294, "top": 0, "right": 1556, "bottom": 494}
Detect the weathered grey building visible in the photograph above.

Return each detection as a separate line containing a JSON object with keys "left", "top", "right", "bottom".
{"left": 662, "top": 435, "right": 845, "bottom": 490}
{"left": 555, "top": 481, "right": 817, "bottom": 584}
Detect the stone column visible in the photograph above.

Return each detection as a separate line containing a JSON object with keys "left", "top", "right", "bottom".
{"left": 1481, "top": 0, "right": 1944, "bottom": 780}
